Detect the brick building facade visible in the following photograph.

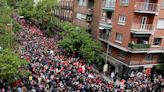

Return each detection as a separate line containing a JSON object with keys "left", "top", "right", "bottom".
{"left": 57, "top": 0, "right": 164, "bottom": 77}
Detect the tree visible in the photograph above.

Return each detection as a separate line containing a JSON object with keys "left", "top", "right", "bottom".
{"left": 12, "top": 0, "right": 59, "bottom": 36}
{"left": 157, "top": 64, "right": 164, "bottom": 75}
{"left": 0, "top": 0, "right": 12, "bottom": 33}
{"left": 0, "top": 31, "right": 17, "bottom": 49}
{"left": 0, "top": 0, "right": 21, "bottom": 49}
{"left": 0, "top": 0, "right": 28, "bottom": 83}
{"left": 0, "top": 49, "right": 29, "bottom": 83}
{"left": 31, "top": 0, "right": 58, "bottom": 36}
{"left": 7, "top": 0, "right": 60, "bottom": 37}
{"left": 58, "top": 22, "right": 104, "bottom": 64}
{"left": 6, "top": 0, "right": 34, "bottom": 15}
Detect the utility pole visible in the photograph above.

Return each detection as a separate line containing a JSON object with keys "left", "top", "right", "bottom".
{"left": 105, "top": 29, "right": 111, "bottom": 64}
{"left": 106, "top": 40, "right": 110, "bottom": 64}
{"left": 103, "top": 29, "right": 110, "bottom": 75}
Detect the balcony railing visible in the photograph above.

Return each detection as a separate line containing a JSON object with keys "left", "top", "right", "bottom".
{"left": 60, "top": 1, "right": 73, "bottom": 9}
{"left": 99, "top": 33, "right": 109, "bottom": 41}
{"left": 131, "top": 24, "right": 154, "bottom": 34}
{"left": 103, "top": 1, "right": 115, "bottom": 10}
{"left": 134, "top": 2, "right": 160, "bottom": 14}
{"left": 128, "top": 43, "right": 150, "bottom": 51}
{"left": 100, "top": 18, "right": 112, "bottom": 26}
{"left": 76, "top": 6, "right": 93, "bottom": 16}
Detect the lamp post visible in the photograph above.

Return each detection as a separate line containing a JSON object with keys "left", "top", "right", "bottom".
{"left": 106, "top": 36, "right": 110, "bottom": 64}
{"left": 103, "top": 29, "right": 110, "bottom": 75}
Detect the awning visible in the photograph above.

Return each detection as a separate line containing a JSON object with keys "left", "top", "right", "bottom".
{"left": 99, "top": 27, "right": 104, "bottom": 30}
{"left": 99, "top": 25, "right": 112, "bottom": 30}
{"left": 133, "top": 34, "right": 150, "bottom": 37}
{"left": 103, "top": 8, "right": 114, "bottom": 12}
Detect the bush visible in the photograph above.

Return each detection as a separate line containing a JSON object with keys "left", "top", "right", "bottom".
{"left": 128, "top": 43, "right": 150, "bottom": 49}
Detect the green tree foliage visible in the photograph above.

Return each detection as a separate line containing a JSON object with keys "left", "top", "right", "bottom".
{"left": 6, "top": 0, "right": 34, "bottom": 16}
{"left": 31, "top": 0, "right": 58, "bottom": 36}
{"left": 0, "top": 0, "right": 12, "bottom": 33}
{"left": 0, "top": 31, "right": 17, "bottom": 49}
{"left": 0, "top": 0, "right": 28, "bottom": 83}
{"left": 17, "top": 0, "right": 34, "bottom": 19}
{"left": 12, "top": 0, "right": 59, "bottom": 36}
{"left": 58, "top": 22, "right": 104, "bottom": 64}
{"left": 157, "top": 64, "right": 164, "bottom": 75}
{"left": 0, "top": 49, "right": 29, "bottom": 83}
{"left": 0, "top": 0, "right": 21, "bottom": 48}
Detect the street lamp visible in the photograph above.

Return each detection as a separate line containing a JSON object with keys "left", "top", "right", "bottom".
{"left": 103, "top": 29, "right": 110, "bottom": 75}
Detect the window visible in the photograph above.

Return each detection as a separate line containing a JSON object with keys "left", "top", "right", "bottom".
{"left": 76, "top": 13, "right": 86, "bottom": 20}
{"left": 70, "top": 11, "right": 72, "bottom": 18}
{"left": 64, "top": 10, "right": 67, "bottom": 18}
{"left": 104, "top": 0, "right": 116, "bottom": 8}
{"left": 78, "top": 0, "right": 87, "bottom": 6}
{"left": 55, "top": 9, "right": 59, "bottom": 16}
{"left": 145, "top": 54, "right": 153, "bottom": 61}
{"left": 162, "top": 0, "right": 164, "bottom": 9}
{"left": 157, "top": 19, "right": 164, "bottom": 29}
{"left": 115, "top": 32, "right": 123, "bottom": 43}
{"left": 118, "top": 15, "right": 126, "bottom": 25}
{"left": 120, "top": 0, "right": 129, "bottom": 6}
{"left": 118, "top": 51, "right": 126, "bottom": 60}
{"left": 153, "top": 38, "right": 162, "bottom": 45}
{"left": 78, "top": 0, "right": 83, "bottom": 6}
{"left": 99, "top": 29, "right": 109, "bottom": 40}
{"left": 66, "top": 11, "right": 69, "bottom": 18}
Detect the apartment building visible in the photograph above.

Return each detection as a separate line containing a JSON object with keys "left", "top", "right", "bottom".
{"left": 54, "top": 0, "right": 73, "bottom": 26}
{"left": 56, "top": 0, "right": 101, "bottom": 39}
{"left": 56, "top": 0, "right": 164, "bottom": 77}
{"left": 99, "top": 0, "right": 164, "bottom": 77}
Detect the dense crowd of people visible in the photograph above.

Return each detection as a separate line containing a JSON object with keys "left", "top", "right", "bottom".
{"left": 0, "top": 16, "right": 164, "bottom": 92}
{"left": 11, "top": 16, "right": 121, "bottom": 92}
{"left": 125, "top": 71, "right": 164, "bottom": 92}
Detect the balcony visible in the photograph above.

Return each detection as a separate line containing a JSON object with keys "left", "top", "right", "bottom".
{"left": 131, "top": 24, "right": 154, "bottom": 34}
{"left": 99, "top": 29, "right": 110, "bottom": 43}
{"left": 99, "top": 18, "right": 112, "bottom": 28}
{"left": 62, "top": 17, "right": 73, "bottom": 22}
{"left": 134, "top": 2, "right": 160, "bottom": 15}
{"left": 60, "top": 1, "right": 73, "bottom": 10}
{"left": 99, "top": 33, "right": 109, "bottom": 42}
{"left": 76, "top": 6, "right": 93, "bottom": 15}
{"left": 102, "top": 1, "right": 115, "bottom": 11}
{"left": 128, "top": 43, "right": 150, "bottom": 51}
{"left": 74, "top": 19, "right": 89, "bottom": 28}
